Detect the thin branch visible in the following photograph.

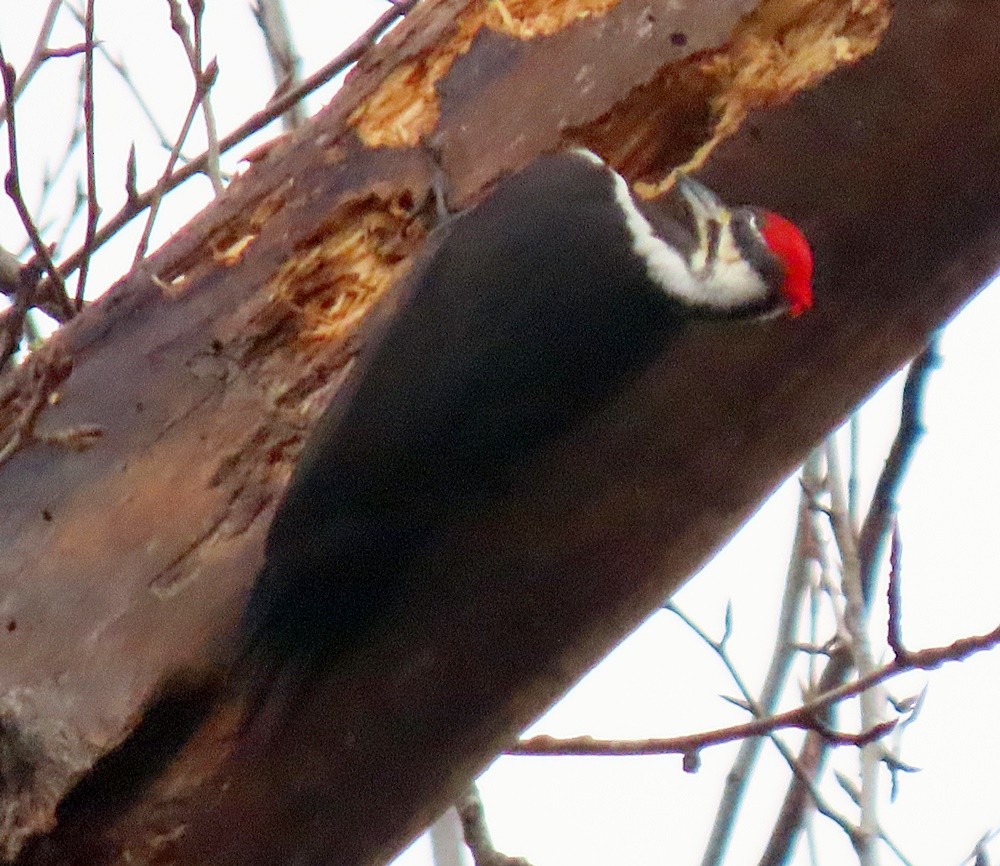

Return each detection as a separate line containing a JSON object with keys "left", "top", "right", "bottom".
{"left": 511, "top": 717, "right": 895, "bottom": 757}
{"left": 757, "top": 608, "right": 1000, "bottom": 866}
{"left": 827, "top": 436, "right": 883, "bottom": 866}
{"left": 786, "top": 765, "right": 864, "bottom": 856}
{"left": 0, "top": 348, "right": 75, "bottom": 469}
{"left": 857, "top": 340, "right": 940, "bottom": 604}
{"left": 67, "top": 5, "right": 180, "bottom": 157}
{"left": 699, "top": 450, "right": 822, "bottom": 866}
{"left": 251, "top": 0, "right": 305, "bottom": 131}
{"left": 665, "top": 594, "right": 875, "bottom": 851}
{"left": 763, "top": 347, "right": 938, "bottom": 865}
{"left": 0, "top": 45, "right": 74, "bottom": 322}
{"left": 15, "top": 70, "right": 86, "bottom": 288}
{"left": 429, "top": 808, "right": 467, "bottom": 866}
{"left": 75, "top": 0, "right": 99, "bottom": 309}
{"left": 887, "top": 521, "right": 905, "bottom": 659}
{"left": 508, "top": 612, "right": 1000, "bottom": 760}
{"left": 835, "top": 774, "right": 917, "bottom": 866}
{"left": 131, "top": 76, "right": 208, "bottom": 265}
{"left": 849, "top": 412, "right": 861, "bottom": 528}
{"left": 758, "top": 647, "right": 851, "bottom": 866}
{"left": 0, "top": 0, "right": 64, "bottom": 123}
{"left": 167, "top": 0, "right": 223, "bottom": 195}
{"left": 816, "top": 623, "right": 1000, "bottom": 722}
{"left": 664, "top": 601, "right": 762, "bottom": 717}
{"left": 39, "top": 0, "right": 420, "bottom": 291}
{"left": 457, "top": 785, "right": 534, "bottom": 866}
{"left": 41, "top": 42, "right": 90, "bottom": 60}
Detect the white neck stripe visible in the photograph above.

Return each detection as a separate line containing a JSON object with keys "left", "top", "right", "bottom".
{"left": 569, "top": 149, "right": 770, "bottom": 312}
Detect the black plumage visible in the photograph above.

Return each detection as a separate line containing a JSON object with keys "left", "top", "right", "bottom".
{"left": 239, "top": 150, "right": 792, "bottom": 675}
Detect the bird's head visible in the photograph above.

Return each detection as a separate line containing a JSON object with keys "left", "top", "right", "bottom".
{"left": 671, "top": 173, "right": 814, "bottom": 319}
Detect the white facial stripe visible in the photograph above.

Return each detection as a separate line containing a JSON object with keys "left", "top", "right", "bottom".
{"left": 569, "top": 149, "right": 771, "bottom": 312}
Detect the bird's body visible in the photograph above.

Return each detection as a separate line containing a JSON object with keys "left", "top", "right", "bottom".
{"left": 241, "top": 149, "right": 813, "bottom": 673}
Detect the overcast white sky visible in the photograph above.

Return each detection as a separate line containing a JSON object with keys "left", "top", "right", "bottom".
{"left": 2, "top": 3, "right": 998, "bottom": 865}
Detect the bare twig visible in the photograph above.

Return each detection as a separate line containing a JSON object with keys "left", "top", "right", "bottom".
{"left": 429, "top": 808, "right": 467, "bottom": 866}
{"left": 762, "top": 347, "right": 939, "bottom": 865}
{"left": 826, "top": 437, "right": 884, "bottom": 866}
{"left": 0, "top": 348, "right": 75, "bottom": 469}
{"left": 664, "top": 600, "right": 762, "bottom": 717}
{"left": 18, "top": 71, "right": 85, "bottom": 276}
{"left": 699, "top": 450, "right": 822, "bottom": 866}
{"left": 0, "top": 44, "right": 74, "bottom": 323}
{"left": 132, "top": 60, "right": 216, "bottom": 265}
{"left": 665, "top": 592, "right": 878, "bottom": 851}
{"left": 41, "top": 43, "right": 90, "bottom": 60}
{"left": 507, "top": 610, "right": 1000, "bottom": 761}
{"left": 67, "top": 6, "right": 180, "bottom": 157}
{"left": 75, "top": 0, "right": 100, "bottom": 309}
{"left": 962, "top": 829, "right": 1000, "bottom": 866}
{"left": 457, "top": 785, "right": 535, "bottom": 866}
{"left": 0, "top": 0, "right": 64, "bottom": 123}
{"left": 759, "top": 643, "right": 852, "bottom": 866}
{"left": 849, "top": 412, "right": 861, "bottom": 528}
{"left": 835, "top": 775, "right": 918, "bottom": 866}
{"left": 167, "top": 0, "right": 223, "bottom": 195}
{"left": 858, "top": 340, "right": 940, "bottom": 604}
{"left": 511, "top": 717, "right": 896, "bottom": 758}
{"left": 40, "top": 0, "right": 420, "bottom": 293}
{"left": 887, "top": 521, "right": 905, "bottom": 659}
{"left": 252, "top": 0, "right": 305, "bottom": 131}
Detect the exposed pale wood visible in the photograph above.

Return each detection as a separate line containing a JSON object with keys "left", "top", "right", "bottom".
{"left": 1, "top": 0, "right": 998, "bottom": 863}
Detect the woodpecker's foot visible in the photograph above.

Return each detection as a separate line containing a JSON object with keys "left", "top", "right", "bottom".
{"left": 421, "top": 142, "right": 465, "bottom": 227}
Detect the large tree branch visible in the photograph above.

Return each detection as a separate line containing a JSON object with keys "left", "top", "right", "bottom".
{"left": 1, "top": 0, "right": 998, "bottom": 863}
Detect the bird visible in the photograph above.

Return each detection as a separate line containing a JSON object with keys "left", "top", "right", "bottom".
{"left": 239, "top": 147, "right": 813, "bottom": 679}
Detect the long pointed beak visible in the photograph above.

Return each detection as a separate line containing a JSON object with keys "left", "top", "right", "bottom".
{"left": 674, "top": 173, "right": 732, "bottom": 267}
{"left": 674, "top": 173, "right": 731, "bottom": 226}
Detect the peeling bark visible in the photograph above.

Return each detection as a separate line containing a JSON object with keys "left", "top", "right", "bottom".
{"left": 0, "top": 0, "right": 998, "bottom": 863}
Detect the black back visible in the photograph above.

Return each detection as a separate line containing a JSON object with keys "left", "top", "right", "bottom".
{"left": 242, "top": 152, "right": 687, "bottom": 672}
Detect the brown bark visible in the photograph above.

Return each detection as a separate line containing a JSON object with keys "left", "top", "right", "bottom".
{"left": 1, "top": 0, "right": 998, "bottom": 863}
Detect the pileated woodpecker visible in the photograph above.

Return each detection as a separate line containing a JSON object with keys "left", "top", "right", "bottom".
{"left": 241, "top": 148, "right": 813, "bottom": 676}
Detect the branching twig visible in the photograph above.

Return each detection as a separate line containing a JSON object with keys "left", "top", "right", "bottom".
{"left": 132, "top": 59, "right": 217, "bottom": 265}
{"left": 699, "top": 450, "right": 822, "bottom": 866}
{"left": 512, "top": 720, "right": 895, "bottom": 758}
{"left": 167, "top": 0, "right": 223, "bottom": 195}
{"left": 667, "top": 589, "right": 885, "bottom": 855}
{"left": 835, "top": 774, "right": 918, "bottom": 866}
{"left": 67, "top": 5, "right": 181, "bottom": 158}
{"left": 513, "top": 624, "right": 1000, "bottom": 754}
{"left": 664, "top": 600, "right": 762, "bottom": 717}
{"left": 762, "top": 346, "right": 939, "bottom": 865}
{"left": 759, "top": 645, "right": 853, "bottom": 866}
{"left": 40, "top": 0, "right": 420, "bottom": 292}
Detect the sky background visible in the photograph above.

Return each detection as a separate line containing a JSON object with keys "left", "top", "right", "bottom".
{"left": 1, "top": 3, "right": 998, "bottom": 864}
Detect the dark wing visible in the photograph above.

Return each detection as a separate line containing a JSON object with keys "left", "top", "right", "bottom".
{"left": 242, "top": 153, "right": 679, "bottom": 670}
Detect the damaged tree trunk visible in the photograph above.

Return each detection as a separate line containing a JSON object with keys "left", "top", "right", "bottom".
{"left": 1, "top": 0, "right": 998, "bottom": 863}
